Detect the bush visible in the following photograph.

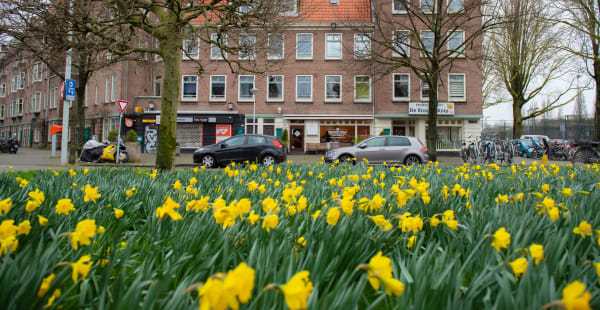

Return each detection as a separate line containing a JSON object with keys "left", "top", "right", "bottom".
{"left": 379, "top": 130, "right": 387, "bottom": 136}
{"left": 107, "top": 130, "right": 119, "bottom": 142}
{"left": 280, "top": 128, "right": 289, "bottom": 145}
{"left": 125, "top": 130, "right": 138, "bottom": 142}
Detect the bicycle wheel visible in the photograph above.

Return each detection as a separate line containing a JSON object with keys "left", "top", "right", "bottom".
{"left": 467, "top": 148, "right": 477, "bottom": 164}
{"left": 574, "top": 147, "right": 599, "bottom": 163}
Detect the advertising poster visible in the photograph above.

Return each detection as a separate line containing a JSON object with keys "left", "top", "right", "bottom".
{"left": 215, "top": 124, "right": 232, "bottom": 143}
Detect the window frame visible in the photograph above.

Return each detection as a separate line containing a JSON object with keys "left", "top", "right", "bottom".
{"left": 33, "top": 63, "right": 42, "bottom": 82}
{"left": 421, "top": 79, "right": 433, "bottom": 101}
{"left": 393, "top": 0, "right": 408, "bottom": 13}
{"left": 210, "top": 75, "right": 227, "bottom": 102}
{"left": 447, "top": 30, "right": 465, "bottom": 57}
{"left": 325, "top": 33, "right": 343, "bottom": 60}
{"left": 267, "top": 34, "right": 285, "bottom": 60}
{"left": 238, "top": 75, "right": 255, "bottom": 102}
{"left": 111, "top": 73, "right": 117, "bottom": 102}
{"left": 105, "top": 76, "right": 110, "bottom": 103}
{"left": 31, "top": 91, "right": 41, "bottom": 112}
{"left": 421, "top": 30, "right": 434, "bottom": 56}
{"left": 447, "top": 0, "right": 463, "bottom": 13}
{"left": 0, "top": 83, "right": 5, "bottom": 97}
{"left": 181, "top": 75, "right": 198, "bottom": 102}
{"left": 393, "top": 73, "right": 410, "bottom": 101}
{"left": 154, "top": 75, "right": 162, "bottom": 96}
{"left": 0, "top": 105, "right": 4, "bottom": 119}
{"left": 296, "top": 33, "right": 313, "bottom": 60}
{"left": 182, "top": 37, "right": 200, "bottom": 60}
{"left": 210, "top": 33, "right": 228, "bottom": 60}
{"left": 295, "top": 75, "right": 313, "bottom": 102}
{"left": 448, "top": 73, "right": 466, "bottom": 102}
{"left": 354, "top": 75, "right": 371, "bottom": 102}
{"left": 421, "top": 0, "right": 435, "bottom": 13}
{"left": 239, "top": 34, "right": 256, "bottom": 60}
{"left": 393, "top": 30, "right": 410, "bottom": 57}
{"left": 354, "top": 33, "right": 371, "bottom": 59}
{"left": 324, "top": 75, "right": 342, "bottom": 102}
{"left": 19, "top": 72, "right": 25, "bottom": 89}
{"left": 267, "top": 75, "right": 284, "bottom": 102}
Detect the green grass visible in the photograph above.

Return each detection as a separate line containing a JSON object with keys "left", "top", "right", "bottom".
{"left": 0, "top": 162, "right": 599, "bottom": 309}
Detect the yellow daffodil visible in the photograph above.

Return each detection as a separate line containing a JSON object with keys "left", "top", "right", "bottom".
{"left": 38, "top": 215, "right": 48, "bottom": 226}
{"left": 46, "top": 289, "right": 61, "bottom": 307}
{"left": 509, "top": 257, "right": 528, "bottom": 280}
{"left": 360, "top": 251, "right": 404, "bottom": 296}
{"left": 529, "top": 244, "right": 544, "bottom": 264}
{"left": 561, "top": 281, "right": 591, "bottom": 310}
{"left": 55, "top": 199, "right": 75, "bottom": 215}
{"left": 279, "top": 271, "right": 314, "bottom": 310}
{"left": 490, "top": 227, "right": 511, "bottom": 252}
{"left": 407, "top": 235, "right": 417, "bottom": 249}
{"left": 70, "top": 219, "right": 97, "bottom": 250}
{"left": 38, "top": 273, "right": 56, "bottom": 297}
{"left": 71, "top": 255, "right": 92, "bottom": 282}
{"left": 17, "top": 220, "right": 31, "bottom": 235}
{"left": 311, "top": 210, "right": 321, "bottom": 220}
{"left": 0, "top": 198, "right": 12, "bottom": 216}
{"left": 573, "top": 221, "right": 592, "bottom": 238}
{"left": 83, "top": 184, "right": 101, "bottom": 203}
{"left": 326, "top": 207, "right": 341, "bottom": 226}
{"left": 155, "top": 197, "right": 182, "bottom": 221}
{"left": 541, "top": 184, "right": 550, "bottom": 193}
{"left": 262, "top": 214, "right": 278, "bottom": 232}
{"left": 561, "top": 188, "right": 572, "bottom": 197}
{"left": 114, "top": 208, "right": 124, "bottom": 219}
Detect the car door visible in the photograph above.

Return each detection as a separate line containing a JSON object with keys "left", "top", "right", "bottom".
{"left": 385, "top": 136, "right": 411, "bottom": 163}
{"left": 215, "top": 135, "right": 247, "bottom": 163}
{"left": 245, "top": 135, "right": 267, "bottom": 163}
{"left": 354, "top": 137, "right": 386, "bottom": 163}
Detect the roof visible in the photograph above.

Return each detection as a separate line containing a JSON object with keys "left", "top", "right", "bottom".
{"left": 299, "top": 0, "right": 371, "bottom": 23}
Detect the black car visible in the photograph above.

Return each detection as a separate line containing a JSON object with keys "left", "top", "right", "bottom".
{"left": 193, "top": 134, "right": 287, "bottom": 168}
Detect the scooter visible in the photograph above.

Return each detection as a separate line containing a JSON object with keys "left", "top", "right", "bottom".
{"left": 0, "top": 136, "right": 19, "bottom": 154}
{"left": 79, "top": 139, "right": 129, "bottom": 163}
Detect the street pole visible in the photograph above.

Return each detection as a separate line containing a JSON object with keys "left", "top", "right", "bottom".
{"left": 60, "top": 0, "right": 73, "bottom": 165}
{"left": 250, "top": 87, "right": 259, "bottom": 134}
{"left": 116, "top": 114, "right": 122, "bottom": 163}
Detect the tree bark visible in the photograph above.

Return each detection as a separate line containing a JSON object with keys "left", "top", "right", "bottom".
{"left": 155, "top": 23, "right": 182, "bottom": 170}
{"left": 512, "top": 100, "right": 523, "bottom": 139}
{"left": 426, "top": 72, "right": 440, "bottom": 162}
{"left": 594, "top": 33, "right": 600, "bottom": 141}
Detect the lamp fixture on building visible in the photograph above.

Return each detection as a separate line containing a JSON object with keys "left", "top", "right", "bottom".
{"left": 228, "top": 102, "right": 233, "bottom": 111}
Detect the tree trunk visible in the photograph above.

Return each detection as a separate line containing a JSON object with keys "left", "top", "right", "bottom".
{"left": 594, "top": 46, "right": 600, "bottom": 141}
{"left": 155, "top": 25, "right": 182, "bottom": 170}
{"left": 512, "top": 99, "right": 523, "bottom": 139}
{"left": 426, "top": 73, "right": 439, "bottom": 162}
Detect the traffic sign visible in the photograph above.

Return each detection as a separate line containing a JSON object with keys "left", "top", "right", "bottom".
{"left": 65, "top": 79, "right": 76, "bottom": 101}
{"left": 117, "top": 99, "right": 130, "bottom": 113}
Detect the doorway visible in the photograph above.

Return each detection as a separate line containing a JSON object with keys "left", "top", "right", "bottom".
{"left": 290, "top": 125, "right": 304, "bottom": 153}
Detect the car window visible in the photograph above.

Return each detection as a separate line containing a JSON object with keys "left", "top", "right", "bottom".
{"left": 224, "top": 136, "right": 246, "bottom": 146}
{"left": 247, "top": 136, "right": 266, "bottom": 145}
{"left": 363, "top": 137, "right": 385, "bottom": 148}
{"left": 387, "top": 137, "right": 410, "bottom": 146}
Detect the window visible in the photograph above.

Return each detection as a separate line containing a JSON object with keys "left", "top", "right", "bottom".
{"left": 448, "top": 74, "right": 465, "bottom": 101}
{"left": 105, "top": 76, "right": 110, "bottom": 103}
{"left": 95, "top": 86, "right": 98, "bottom": 105}
{"left": 325, "top": 34, "right": 342, "bottom": 59}
{"left": 393, "top": 30, "right": 410, "bottom": 57}
{"left": 239, "top": 35, "right": 256, "bottom": 60}
{"left": 364, "top": 137, "right": 385, "bottom": 147}
{"left": 421, "top": 80, "right": 430, "bottom": 101}
{"left": 111, "top": 73, "right": 116, "bottom": 102}
{"left": 11, "top": 76, "right": 17, "bottom": 92}
{"left": 34, "top": 128, "right": 40, "bottom": 143}
{"left": 296, "top": 34, "right": 313, "bottom": 59}
{"left": 211, "top": 33, "right": 227, "bottom": 60}
{"left": 16, "top": 98, "right": 23, "bottom": 116}
{"left": 387, "top": 136, "right": 411, "bottom": 146}
{"left": 268, "top": 35, "right": 284, "bottom": 60}
{"left": 154, "top": 75, "right": 162, "bottom": 96}
{"left": 0, "top": 84, "right": 5, "bottom": 97}
{"left": 33, "top": 63, "right": 42, "bottom": 82}
{"left": 238, "top": 75, "right": 255, "bottom": 101}
{"left": 448, "top": 31, "right": 465, "bottom": 56}
{"left": 248, "top": 136, "right": 267, "bottom": 145}
{"left": 421, "top": 0, "right": 435, "bottom": 13}
{"left": 267, "top": 75, "right": 283, "bottom": 101}
{"left": 421, "top": 31, "right": 434, "bottom": 54}
{"left": 19, "top": 72, "right": 25, "bottom": 89}
{"left": 50, "top": 87, "right": 57, "bottom": 108}
{"left": 354, "top": 76, "right": 371, "bottom": 102}
{"left": 281, "top": 0, "right": 298, "bottom": 16}
{"left": 0, "top": 105, "right": 4, "bottom": 119}
{"left": 31, "top": 92, "right": 41, "bottom": 112}
{"left": 225, "top": 135, "right": 246, "bottom": 145}
{"left": 393, "top": 0, "right": 408, "bottom": 13}
{"left": 210, "top": 75, "right": 226, "bottom": 101}
{"left": 138, "top": 43, "right": 148, "bottom": 60}
{"left": 182, "top": 75, "right": 198, "bottom": 101}
{"left": 84, "top": 85, "right": 89, "bottom": 107}
{"left": 107, "top": 51, "right": 113, "bottom": 61}
{"left": 183, "top": 37, "right": 199, "bottom": 59}
{"left": 296, "top": 75, "right": 312, "bottom": 101}
{"left": 154, "top": 41, "right": 162, "bottom": 62}
{"left": 448, "top": 0, "right": 463, "bottom": 12}
{"left": 354, "top": 34, "right": 371, "bottom": 59}
{"left": 325, "top": 75, "right": 342, "bottom": 102}
{"left": 393, "top": 74, "right": 410, "bottom": 101}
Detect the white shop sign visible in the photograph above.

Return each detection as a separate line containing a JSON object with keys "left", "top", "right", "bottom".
{"left": 408, "top": 102, "right": 455, "bottom": 116}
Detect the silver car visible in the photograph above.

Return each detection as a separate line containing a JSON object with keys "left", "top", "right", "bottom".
{"left": 324, "top": 136, "right": 429, "bottom": 165}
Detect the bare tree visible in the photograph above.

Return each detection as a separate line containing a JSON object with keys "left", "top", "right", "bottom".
{"left": 353, "top": 0, "right": 490, "bottom": 161}
{"left": 484, "top": 0, "right": 578, "bottom": 138}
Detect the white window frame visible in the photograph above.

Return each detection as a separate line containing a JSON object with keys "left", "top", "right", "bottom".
{"left": 105, "top": 76, "right": 110, "bottom": 103}
{"left": 448, "top": 30, "right": 465, "bottom": 57}
{"left": 325, "top": 33, "right": 342, "bottom": 60}
{"left": 33, "top": 63, "right": 42, "bottom": 82}
{"left": 210, "top": 75, "right": 227, "bottom": 102}
{"left": 448, "top": 73, "right": 466, "bottom": 102}
{"left": 354, "top": 75, "right": 371, "bottom": 102}
{"left": 154, "top": 75, "right": 162, "bottom": 97}
{"left": 182, "top": 37, "right": 200, "bottom": 60}
{"left": 95, "top": 85, "right": 98, "bottom": 105}
{"left": 238, "top": 75, "right": 255, "bottom": 102}
{"left": 19, "top": 72, "right": 25, "bottom": 89}
{"left": 393, "top": 73, "right": 410, "bottom": 101}
{"left": 239, "top": 35, "right": 256, "bottom": 60}
{"left": 421, "top": 31, "right": 434, "bottom": 56}
{"left": 296, "top": 33, "right": 313, "bottom": 60}
{"left": 154, "top": 41, "right": 162, "bottom": 62}
{"left": 111, "top": 73, "right": 117, "bottom": 102}
{"left": 0, "top": 84, "right": 5, "bottom": 97}
{"left": 210, "top": 33, "right": 227, "bottom": 60}
{"left": 280, "top": 0, "right": 298, "bottom": 16}
{"left": 267, "top": 34, "right": 285, "bottom": 60}
{"left": 267, "top": 75, "right": 284, "bottom": 102}
{"left": 421, "top": 80, "right": 432, "bottom": 101}
{"left": 324, "top": 75, "right": 342, "bottom": 102}
{"left": 354, "top": 33, "right": 371, "bottom": 59}
{"left": 421, "top": 0, "right": 435, "bottom": 13}
{"left": 50, "top": 87, "right": 57, "bottom": 109}
{"left": 393, "top": 30, "right": 410, "bottom": 57}
{"left": 11, "top": 76, "right": 17, "bottom": 92}
{"left": 31, "top": 92, "right": 41, "bottom": 112}
{"left": 447, "top": 0, "right": 463, "bottom": 13}
{"left": 107, "top": 51, "right": 113, "bottom": 61}
{"left": 16, "top": 98, "right": 23, "bottom": 116}
{"left": 295, "top": 75, "right": 313, "bottom": 102}
{"left": 181, "top": 75, "right": 198, "bottom": 101}
{"left": 393, "top": 0, "right": 408, "bottom": 13}
{"left": 34, "top": 128, "right": 40, "bottom": 143}
{"left": 84, "top": 85, "right": 89, "bottom": 107}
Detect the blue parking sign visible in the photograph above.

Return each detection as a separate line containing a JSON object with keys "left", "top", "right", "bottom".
{"left": 65, "top": 79, "right": 76, "bottom": 101}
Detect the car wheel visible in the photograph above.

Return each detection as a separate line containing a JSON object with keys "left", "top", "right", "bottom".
{"left": 201, "top": 155, "right": 216, "bottom": 168}
{"left": 261, "top": 154, "right": 276, "bottom": 166}
{"left": 404, "top": 155, "right": 421, "bottom": 165}
{"left": 338, "top": 154, "right": 353, "bottom": 164}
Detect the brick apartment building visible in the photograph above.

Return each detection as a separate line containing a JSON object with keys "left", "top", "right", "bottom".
{"left": 0, "top": 0, "right": 482, "bottom": 154}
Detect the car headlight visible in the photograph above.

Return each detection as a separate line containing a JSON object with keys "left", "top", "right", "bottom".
{"left": 326, "top": 150, "right": 337, "bottom": 157}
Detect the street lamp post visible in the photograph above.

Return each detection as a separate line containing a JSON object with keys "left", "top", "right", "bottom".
{"left": 250, "top": 87, "right": 259, "bottom": 134}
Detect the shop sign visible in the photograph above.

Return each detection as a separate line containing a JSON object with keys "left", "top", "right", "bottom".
{"left": 177, "top": 117, "right": 194, "bottom": 123}
{"left": 142, "top": 119, "right": 156, "bottom": 123}
{"left": 216, "top": 124, "right": 232, "bottom": 143}
{"left": 306, "top": 121, "right": 319, "bottom": 135}
{"left": 408, "top": 102, "right": 455, "bottom": 115}
{"left": 124, "top": 118, "right": 134, "bottom": 127}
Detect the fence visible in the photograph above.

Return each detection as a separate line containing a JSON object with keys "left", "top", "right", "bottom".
{"left": 482, "top": 118, "right": 596, "bottom": 141}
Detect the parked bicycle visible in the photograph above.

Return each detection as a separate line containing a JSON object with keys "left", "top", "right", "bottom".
{"left": 571, "top": 141, "right": 600, "bottom": 163}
